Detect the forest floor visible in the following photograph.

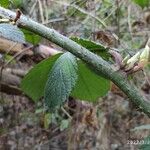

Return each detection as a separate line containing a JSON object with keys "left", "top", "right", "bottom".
{"left": 0, "top": 70, "right": 150, "bottom": 150}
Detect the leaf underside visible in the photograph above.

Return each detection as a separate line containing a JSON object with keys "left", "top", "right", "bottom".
{"left": 44, "top": 52, "right": 78, "bottom": 111}
{"left": 0, "top": 23, "right": 25, "bottom": 43}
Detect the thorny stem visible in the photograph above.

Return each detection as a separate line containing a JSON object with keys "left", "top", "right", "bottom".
{"left": 0, "top": 7, "right": 150, "bottom": 117}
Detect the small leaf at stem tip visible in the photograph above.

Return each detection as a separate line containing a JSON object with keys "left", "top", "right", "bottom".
{"left": 126, "top": 51, "right": 141, "bottom": 70}
{"left": 139, "top": 45, "right": 150, "bottom": 65}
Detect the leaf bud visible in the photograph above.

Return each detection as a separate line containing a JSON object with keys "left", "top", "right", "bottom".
{"left": 139, "top": 45, "right": 150, "bottom": 65}
{"left": 126, "top": 51, "right": 141, "bottom": 69}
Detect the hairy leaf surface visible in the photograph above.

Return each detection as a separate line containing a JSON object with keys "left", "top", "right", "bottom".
{"left": 44, "top": 52, "right": 78, "bottom": 110}
{"left": 0, "top": 23, "right": 25, "bottom": 43}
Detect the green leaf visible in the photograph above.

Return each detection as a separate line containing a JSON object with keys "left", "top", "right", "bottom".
{"left": 139, "top": 135, "right": 150, "bottom": 150}
{"left": 21, "top": 29, "right": 41, "bottom": 45}
{"left": 0, "top": 23, "right": 25, "bottom": 43}
{"left": 44, "top": 52, "right": 78, "bottom": 111}
{"left": 21, "top": 53, "right": 62, "bottom": 101}
{"left": 12, "top": 0, "right": 23, "bottom": 8}
{"left": 71, "top": 37, "right": 109, "bottom": 60}
{"left": 60, "top": 119, "right": 70, "bottom": 131}
{"left": 131, "top": 124, "right": 150, "bottom": 131}
{"left": 0, "top": 0, "right": 10, "bottom": 8}
{"left": 132, "top": 0, "right": 150, "bottom": 8}
{"left": 71, "top": 61, "right": 110, "bottom": 102}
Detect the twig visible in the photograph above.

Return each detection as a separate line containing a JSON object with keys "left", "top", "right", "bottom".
{"left": 3, "top": 42, "right": 18, "bottom": 56}
{"left": 3, "top": 45, "right": 33, "bottom": 68}
{"left": 116, "top": 0, "right": 120, "bottom": 37}
{"left": 38, "top": 0, "right": 44, "bottom": 23}
{"left": 0, "top": 41, "right": 17, "bottom": 101}
{"left": 61, "top": 107, "right": 72, "bottom": 120}
{"left": 42, "top": 18, "right": 65, "bottom": 25}
{"left": 0, "top": 7, "right": 150, "bottom": 117}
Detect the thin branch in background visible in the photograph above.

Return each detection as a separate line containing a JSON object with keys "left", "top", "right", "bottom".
{"left": 3, "top": 42, "right": 18, "bottom": 57}
{"left": 92, "top": 0, "right": 96, "bottom": 41}
{"left": 0, "top": 44, "right": 33, "bottom": 100}
{"left": 68, "top": 15, "right": 90, "bottom": 36}
{"left": 3, "top": 45, "right": 33, "bottom": 68}
{"left": 103, "top": 7, "right": 116, "bottom": 21}
{"left": 70, "top": 0, "right": 84, "bottom": 5}
{"left": 0, "top": 43, "right": 16, "bottom": 101}
{"left": 42, "top": 17, "right": 65, "bottom": 25}
{"left": 0, "top": 45, "right": 33, "bottom": 93}
{"left": 52, "top": 0, "right": 107, "bottom": 28}
{"left": 43, "top": 0, "right": 49, "bottom": 23}
{"left": 103, "top": 0, "right": 130, "bottom": 51}
{"left": 102, "top": 0, "right": 124, "bottom": 20}
{"left": 29, "top": 0, "right": 38, "bottom": 17}
{"left": 103, "top": 0, "right": 124, "bottom": 22}
{"left": 61, "top": 106, "right": 72, "bottom": 120}
{"left": 116, "top": 0, "right": 120, "bottom": 37}
{"left": 0, "top": 42, "right": 18, "bottom": 101}
{"left": 127, "top": 4, "right": 133, "bottom": 42}
{"left": 67, "top": 0, "right": 87, "bottom": 18}
{"left": 38, "top": 0, "right": 45, "bottom": 23}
